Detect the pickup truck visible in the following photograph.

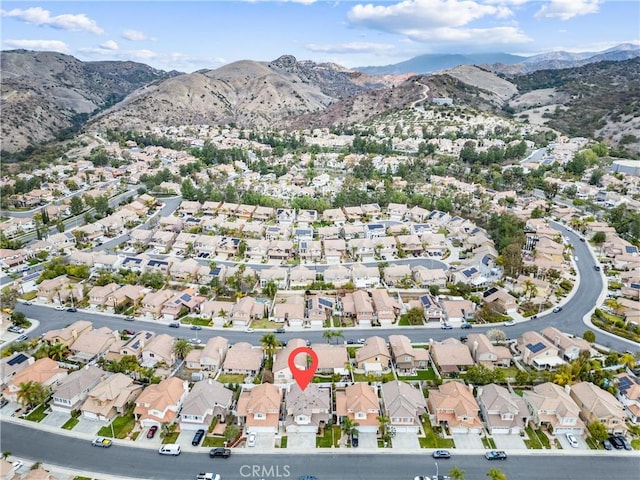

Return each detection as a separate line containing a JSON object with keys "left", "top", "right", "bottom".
{"left": 209, "top": 448, "right": 231, "bottom": 458}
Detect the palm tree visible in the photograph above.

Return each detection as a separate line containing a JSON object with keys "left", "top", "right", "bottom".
{"left": 620, "top": 353, "right": 636, "bottom": 369}
{"left": 376, "top": 414, "right": 394, "bottom": 445}
{"left": 172, "top": 338, "right": 193, "bottom": 360}
{"left": 260, "top": 333, "right": 281, "bottom": 363}
{"left": 448, "top": 466, "right": 466, "bottom": 480}
{"left": 486, "top": 468, "right": 507, "bottom": 480}
{"left": 16, "top": 381, "right": 49, "bottom": 409}
{"left": 47, "top": 343, "right": 70, "bottom": 361}
{"left": 341, "top": 417, "right": 359, "bottom": 446}
{"left": 523, "top": 279, "right": 536, "bottom": 300}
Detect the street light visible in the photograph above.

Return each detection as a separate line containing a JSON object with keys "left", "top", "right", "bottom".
{"left": 435, "top": 462, "right": 439, "bottom": 479}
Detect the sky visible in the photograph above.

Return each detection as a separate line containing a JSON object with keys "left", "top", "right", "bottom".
{"left": 1, "top": 1, "right": 639, "bottom": 72}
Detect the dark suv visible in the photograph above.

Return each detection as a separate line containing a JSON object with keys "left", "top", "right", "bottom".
{"left": 609, "top": 435, "right": 624, "bottom": 449}
{"left": 192, "top": 429, "right": 205, "bottom": 446}
{"left": 209, "top": 448, "right": 231, "bottom": 458}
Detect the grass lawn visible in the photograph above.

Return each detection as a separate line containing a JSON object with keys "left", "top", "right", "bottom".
{"left": 180, "top": 316, "right": 212, "bottom": 327}
{"left": 313, "top": 376, "right": 335, "bottom": 383}
{"left": 317, "top": 426, "right": 340, "bottom": 448}
{"left": 419, "top": 420, "right": 455, "bottom": 448}
{"left": 217, "top": 373, "right": 247, "bottom": 384}
{"left": 280, "top": 436, "right": 287, "bottom": 448}
{"left": 97, "top": 408, "right": 135, "bottom": 439}
{"left": 495, "top": 366, "right": 520, "bottom": 378}
{"left": 249, "top": 319, "right": 280, "bottom": 329}
{"left": 398, "top": 368, "right": 437, "bottom": 381}
{"left": 25, "top": 404, "right": 48, "bottom": 422}
{"left": 162, "top": 432, "right": 179, "bottom": 444}
{"left": 481, "top": 437, "right": 496, "bottom": 449}
{"left": 398, "top": 316, "right": 410, "bottom": 326}
{"left": 631, "top": 439, "right": 640, "bottom": 450}
{"left": 62, "top": 417, "right": 79, "bottom": 430}
{"left": 353, "top": 372, "right": 395, "bottom": 383}
{"left": 524, "top": 427, "right": 550, "bottom": 449}
{"left": 514, "top": 389, "right": 524, "bottom": 397}
{"left": 202, "top": 436, "right": 226, "bottom": 447}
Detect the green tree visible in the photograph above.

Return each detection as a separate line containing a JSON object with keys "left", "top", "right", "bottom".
{"left": 587, "top": 421, "right": 609, "bottom": 443}
{"left": 582, "top": 330, "right": 596, "bottom": 343}
{"left": 262, "top": 280, "right": 278, "bottom": 299}
{"left": 486, "top": 468, "right": 507, "bottom": 480}
{"left": 46, "top": 343, "right": 70, "bottom": 361}
{"left": 591, "top": 231, "right": 606, "bottom": 245}
{"left": 341, "top": 417, "right": 359, "bottom": 446}
{"left": 10, "top": 311, "right": 28, "bottom": 327}
{"left": 448, "top": 466, "right": 466, "bottom": 480}
{"left": 172, "top": 338, "right": 193, "bottom": 360}
{"left": 16, "top": 381, "right": 50, "bottom": 409}
{"left": 405, "top": 307, "right": 425, "bottom": 325}
{"left": 0, "top": 286, "right": 18, "bottom": 311}
{"left": 70, "top": 196, "right": 84, "bottom": 216}
{"left": 260, "top": 333, "right": 281, "bottom": 363}
{"left": 94, "top": 195, "right": 109, "bottom": 217}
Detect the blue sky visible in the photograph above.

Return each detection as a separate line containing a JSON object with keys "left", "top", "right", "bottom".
{"left": 1, "top": 1, "right": 638, "bottom": 72}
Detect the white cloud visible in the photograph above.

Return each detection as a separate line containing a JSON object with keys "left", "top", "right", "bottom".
{"left": 405, "top": 25, "right": 531, "bottom": 44}
{"left": 79, "top": 45, "right": 156, "bottom": 61}
{"left": 1, "top": 7, "right": 103, "bottom": 34}
{"left": 347, "top": 0, "right": 508, "bottom": 31}
{"left": 535, "top": 0, "right": 600, "bottom": 20}
{"left": 306, "top": 42, "right": 395, "bottom": 54}
{"left": 100, "top": 40, "right": 119, "bottom": 51}
{"left": 122, "top": 29, "right": 150, "bottom": 41}
{"left": 3, "top": 39, "right": 70, "bottom": 53}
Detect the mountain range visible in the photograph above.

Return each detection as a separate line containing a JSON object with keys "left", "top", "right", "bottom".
{"left": 356, "top": 43, "right": 640, "bottom": 75}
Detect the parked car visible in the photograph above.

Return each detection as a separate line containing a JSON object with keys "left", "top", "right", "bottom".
{"left": 617, "top": 435, "right": 632, "bottom": 451}
{"left": 191, "top": 325, "right": 202, "bottom": 330}
{"left": 12, "top": 460, "right": 23, "bottom": 471}
{"left": 246, "top": 432, "right": 256, "bottom": 447}
{"left": 196, "top": 474, "right": 220, "bottom": 480}
{"left": 432, "top": 449, "right": 451, "bottom": 458}
{"left": 123, "top": 329, "right": 135, "bottom": 335}
{"left": 55, "top": 305, "right": 65, "bottom": 311}
{"left": 594, "top": 265, "right": 601, "bottom": 271}
{"left": 552, "top": 306, "right": 563, "bottom": 313}
{"left": 244, "top": 327, "right": 255, "bottom": 333}
{"left": 356, "top": 338, "right": 365, "bottom": 344}
{"left": 209, "top": 448, "right": 231, "bottom": 458}
{"left": 460, "top": 323, "right": 472, "bottom": 329}
{"left": 192, "top": 429, "right": 205, "bottom": 446}
{"left": 485, "top": 450, "right": 507, "bottom": 460}
{"left": 147, "top": 425, "right": 158, "bottom": 438}
{"left": 8, "top": 326, "right": 24, "bottom": 334}
{"left": 275, "top": 328, "right": 286, "bottom": 333}
{"left": 124, "top": 315, "right": 135, "bottom": 321}
{"left": 168, "top": 322, "right": 180, "bottom": 328}
{"left": 504, "top": 320, "right": 516, "bottom": 326}
{"left": 66, "top": 307, "right": 77, "bottom": 312}
{"left": 22, "top": 301, "right": 32, "bottom": 306}
{"left": 440, "top": 323, "right": 453, "bottom": 330}
{"left": 346, "top": 339, "right": 355, "bottom": 344}
{"left": 609, "top": 435, "right": 624, "bottom": 449}
{"left": 91, "top": 437, "right": 113, "bottom": 448}
{"left": 602, "top": 439, "right": 613, "bottom": 450}
{"left": 566, "top": 433, "right": 579, "bottom": 448}
{"left": 351, "top": 432, "right": 359, "bottom": 447}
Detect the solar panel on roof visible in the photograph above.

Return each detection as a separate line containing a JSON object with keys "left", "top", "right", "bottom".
{"left": 526, "top": 342, "right": 546, "bottom": 353}
{"left": 7, "top": 353, "right": 28, "bottom": 366}
{"left": 484, "top": 287, "right": 498, "bottom": 297}
{"left": 145, "top": 332, "right": 153, "bottom": 339}
{"left": 625, "top": 246, "right": 638, "bottom": 254}
{"left": 180, "top": 293, "right": 192, "bottom": 302}
{"left": 212, "top": 268, "right": 221, "bottom": 275}
{"left": 131, "top": 341, "right": 140, "bottom": 349}
{"left": 482, "top": 255, "right": 490, "bottom": 266}
{"left": 319, "top": 298, "right": 333, "bottom": 308}
{"left": 630, "top": 283, "right": 640, "bottom": 290}
{"left": 307, "top": 299, "right": 313, "bottom": 310}
{"left": 420, "top": 295, "right": 431, "bottom": 307}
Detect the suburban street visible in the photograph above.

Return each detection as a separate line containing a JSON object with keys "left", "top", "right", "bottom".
{"left": 1, "top": 421, "right": 638, "bottom": 480}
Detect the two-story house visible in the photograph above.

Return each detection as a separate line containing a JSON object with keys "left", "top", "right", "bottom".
{"left": 523, "top": 382, "right": 584, "bottom": 434}
{"left": 81, "top": 372, "right": 142, "bottom": 421}
{"left": 51, "top": 366, "right": 105, "bottom": 413}
{"left": 237, "top": 383, "right": 282, "bottom": 434}
{"left": 427, "top": 381, "right": 483, "bottom": 434}
{"left": 569, "top": 381, "right": 627, "bottom": 436}
{"left": 477, "top": 383, "right": 529, "bottom": 434}
{"left": 380, "top": 380, "right": 427, "bottom": 434}
{"left": 134, "top": 377, "right": 189, "bottom": 428}
{"left": 179, "top": 379, "right": 233, "bottom": 431}
{"left": 285, "top": 383, "right": 331, "bottom": 434}
{"left": 388, "top": 335, "right": 430, "bottom": 374}
{"left": 335, "top": 383, "right": 380, "bottom": 433}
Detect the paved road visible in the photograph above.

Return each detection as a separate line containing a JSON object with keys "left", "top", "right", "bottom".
{"left": 1, "top": 421, "right": 638, "bottom": 480}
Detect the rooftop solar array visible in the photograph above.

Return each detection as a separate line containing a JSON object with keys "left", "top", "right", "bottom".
{"left": 526, "top": 342, "right": 546, "bottom": 353}
{"left": 180, "top": 293, "right": 192, "bottom": 302}
{"left": 307, "top": 298, "right": 313, "bottom": 310}
{"left": 420, "top": 295, "right": 432, "bottom": 307}
{"left": 482, "top": 255, "right": 491, "bottom": 266}
{"left": 484, "top": 287, "right": 498, "bottom": 298}
{"left": 625, "top": 246, "right": 638, "bottom": 254}
{"left": 319, "top": 297, "right": 333, "bottom": 309}
{"left": 7, "top": 353, "right": 29, "bottom": 366}
{"left": 462, "top": 267, "right": 478, "bottom": 278}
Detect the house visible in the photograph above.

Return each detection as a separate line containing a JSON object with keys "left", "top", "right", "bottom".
{"left": 288, "top": 265, "right": 315, "bottom": 288}
{"left": 310, "top": 343, "right": 350, "bottom": 376}
{"left": 267, "top": 240, "right": 294, "bottom": 262}
{"left": 380, "top": 380, "right": 427, "bottom": 433}
{"left": 109, "top": 330, "right": 155, "bottom": 361}
{"left": 383, "top": 264, "right": 412, "bottom": 286}
{"left": 323, "top": 264, "right": 351, "bottom": 287}
{"left": 523, "top": 382, "right": 584, "bottom": 434}
{"left": 335, "top": 383, "right": 380, "bottom": 433}
{"left": 237, "top": 383, "right": 282, "bottom": 433}
{"left": 440, "top": 299, "right": 475, "bottom": 324}
{"left": 387, "top": 203, "right": 408, "bottom": 221}
{"left": 540, "top": 327, "right": 591, "bottom": 361}
{"left": 2, "top": 358, "right": 66, "bottom": 402}
{"left": 427, "top": 381, "right": 483, "bottom": 434}
{"left": 88, "top": 283, "right": 121, "bottom": 308}
{"left": 179, "top": 379, "right": 233, "bottom": 431}
{"left": 417, "top": 294, "right": 445, "bottom": 323}
{"left": 285, "top": 383, "right": 332, "bottom": 433}
{"left": 412, "top": 266, "right": 448, "bottom": 289}
{"left": 355, "top": 336, "right": 391, "bottom": 374}
{"left": 37, "top": 275, "right": 71, "bottom": 303}
{"left": 342, "top": 290, "right": 375, "bottom": 326}
{"left": 429, "top": 338, "right": 475, "bottom": 374}
{"left": 569, "top": 382, "right": 627, "bottom": 435}
{"left": 105, "top": 284, "right": 145, "bottom": 309}
{"left": 518, "top": 331, "right": 564, "bottom": 370}
{"left": 141, "top": 289, "right": 175, "bottom": 318}
{"left": 482, "top": 287, "right": 518, "bottom": 315}
{"left": 81, "top": 372, "right": 142, "bottom": 421}
{"left": 134, "top": 377, "right": 189, "bottom": 428}
{"left": 322, "top": 239, "right": 347, "bottom": 265}
{"left": 161, "top": 289, "right": 204, "bottom": 321}
{"left": 351, "top": 264, "right": 380, "bottom": 289}
{"left": 51, "top": 365, "right": 105, "bottom": 413}
{"left": 322, "top": 208, "right": 346, "bottom": 224}
{"left": 271, "top": 296, "right": 305, "bottom": 327}
{"left": 259, "top": 266, "right": 288, "bottom": 290}
{"left": 68, "top": 327, "right": 120, "bottom": 362}
{"left": 273, "top": 339, "right": 307, "bottom": 384}
{"left": 0, "top": 352, "right": 34, "bottom": 385}
{"left": 467, "top": 333, "right": 512, "bottom": 368}
{"left": 305, "top": 294, "right": 333, "bottom": 328}
{"left": 298, "top": 240, "right": 322, "bottom": 263}
{"left": 141, "top": 333, "right": 175, "bottom": 367}
{"left": 230, "top": 297, "right": 264, "bottom": 328}
{"left": 43, "top": 320, "right": 93, "bottom": 347}
{"left": 388, "top": 335, "right": 430, "bottom": 373}
{"left": 221, "top": 342, "right": 263, "bottom": 376}
{"left": 371, "top": 289, "right": 400, "bottom": 326}
{"left": 477, "top": 383, "right": 529, "bottom": 434}
{"left": 193, "top": 336, "right": 229, "bottom": 373}
{"left": 615, "top": 372, "right": 640, "bottom": 423}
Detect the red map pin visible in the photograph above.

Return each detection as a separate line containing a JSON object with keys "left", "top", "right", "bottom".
{"left": 288, "top": 346, "right": 318, "bottom": 391}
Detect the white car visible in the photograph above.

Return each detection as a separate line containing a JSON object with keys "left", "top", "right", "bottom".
{"left": 246, "top": 432, "right": 256, "bottom": 447}
{"left": 12, "top": 461, "right": 23, "bottom": 471}
{"left": 566, "top": 433, "right": 579, "bottom": 448}
{"left": 55, "top": 305, "right": 66, "bottom": 311}
{"left": 196, "top": 474, "right": 221, "bottom": 480}
{"left": 244, "top": 327, "right": 255, "bottom": 333}
{"left": 504, "top": 320, "right": 516, "bottom": 326}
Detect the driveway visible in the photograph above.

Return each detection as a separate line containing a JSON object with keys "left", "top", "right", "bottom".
{"left": 39, "top": 410, "right": 69, "bottom": 428}
{"left": 492, "top": 433, "right": 528, "bottom": 450}
{"left": 392, "top": 432, "right": 420, "bottom": 449}
{"left": 556, "top": 433, "right": 588, "bottom": 450}
{"left": 247, "top": 432, "right": 275, "bottom": 450}
{"left": 287, "top": 432, "right": 316, "bottom": 450}
{"left": 452, "top": 433, "right": 484, "bottom": 449}
{"left": 356, "top": 432, "right": 378, "bottom": 449}
{"left": 73, "top": 417, "right": 105, "bottom": 435}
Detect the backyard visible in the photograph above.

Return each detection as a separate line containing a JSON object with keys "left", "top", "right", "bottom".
{"left": 398, "top": 367, "right": 437, "bottom": 381}
{"left": 217, "top": 373, "right": 247, "bottom": 384}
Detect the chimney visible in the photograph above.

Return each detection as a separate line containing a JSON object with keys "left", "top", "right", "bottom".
{"left": 564, "top": 384, "right": 571, "bottom": 394}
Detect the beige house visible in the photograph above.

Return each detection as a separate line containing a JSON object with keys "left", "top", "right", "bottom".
{"left": 187, "top": 336, "right": 228, "bottom": 373}
{"left": 427, "top": 381, "right": 483, "bottom": 434}
{"left": 467, "top": 333, "right": 512, "bottom": 368}
{"left": 355, "top": 336, "right": 391, "bottom": 373}
{"left": 230, "top": 297, "right": 264, "bottom": 328}
{"left": 523, "top": 382, "right": 584, "bottom": 434}
{"left": 273, "top": 339, "right": 307, "bottom": 384}
{"left": 616, "top": 372, "right": 640, "bottom": 423}
{"left": 134, "top": 377, "right": 189, "bottom": 428}
{"left": 141, "top": 333, "right": 175, "bottom": 367}
{"left": 271, "top": 296, "right": 305, "bottom": 327}
{"left": 540, "top": 327, "right": 591, "bottom": 361}
{"left": 285, "top": 383, "right": 332, "bottom": 434}
{"left": 380, "top": 380, "right": 427, "bottom": 433}
{"left": 51, "top": 365, "right": 105, "bottom": 413}
{"left": 68, "top": 326, "right": 120, "bottom": 362}
{"left": 429, "top": 338, "right": 475, "bottom": 373}
{"left": 81, "top": 372, "right": 142, "bottom": 421}
{"left": 2, "top": 358, "right": 66, "bottom": 402}
{"left": 477, "top": 383, "right": 529, "bottom": 434}
{"left": 179, "top": 379, "right": 233, "bottom": 431}
{"left": 518, "top": 331, "right": 564, "bottom": 370}
{"left": 0, "top": 352, "right": 34, "bottom": 384}
{"left": 88, "top": 283, "right": 121, "bottom": 308}
{"left": 335, "top": 382, "right": 380, "bottom": 433}
{"left": 371, "top": 289, "right": 401, "bottom": 326}
{"left": 141, "top": 289, "right": 175, "bottom": 318}
{"left": 342, "top": 290, "right": 375, "bottom": 326}
{"left": 37, "top": 275, "right": 71, "bottom": 303}
{"left": 388, "top": 335, "right": 430, "bottom": 373}
{"left": 237, "top": 383, "right": 282, "bottom": 434}
{"left": 310, "top": 343, "right": 350, "bottom": 376}
{"left": 569, "top": 382, "right": 627, "bottom": 435}
{"left": 43, "top": 320, "right": 93, "bottom": 347}
{"left": 221, "top": 342, "right": 263, "bottom": 376}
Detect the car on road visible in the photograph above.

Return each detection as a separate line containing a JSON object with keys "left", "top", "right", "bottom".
{"left": 356, "top": 338, "right": 366, "bottom": 344}
{"left": 552, "top": 306, "right": 563, "bottom": 313}
{"left": 594, "top": 265, "right": 601, "bottom": 271}
{"left": 66, "top": 307, "right": 77, "bottom": 312}
{"left": 246, "top": 432, "right": 256, "bottom": 447}
{"left": 12, "top": 461, "right": 23, "bottom": 471}
{"left": 190, "top": 325, "right": 202, "bottom": 330}
{"left": 504, "top": 320, "right": 516, "bottom": 326}
{"left": 460, "top": 323, "right": 472, "bottom": 329}
{"left": 55, "top": 305, "right": 65, "bottom": 311}
{"left": 16, "top": 335, "right": 28, "bottom": 342}
{"left": 91, "top": 437, "right": 113, "bottom": 448}
{"left": 196, "top": 474, "right": 220, "bottom": 480}
{"left": 244, "top": 327, "right": 255, "bottom": 333}
{"left": 8, "top": 326, "right": 25, "bottom": 334}
{"left": 566, "top": 433, "right": 579, "bottom": 448}
{"left": 485, "top": 450, "right": 507, "bottom": 460}
{"left": 432, "top": 449, "right": 451, "bottom": 459}
{"left": 146, "top": 425, "right": 158, "bottom": 438}
{"left": 602, "top": 439, "right": 613, "bottom": 450}
{"left": 168, "top": 322, "right": 180, "bottom": 328}
{"left": 22, "top": 301, "right": 32, "bottom": 306}
{"left": 275, "top": 328, "right": 286, "bottom": 333}
{"left": 122, "top": 329, "right": 135, "bottom": 335}
{"left": 192, "top": 429, "right": 205, "bottom": 446}
{"left": 346, "top": 339, "right": 355, "bottom": 344}
{"left": 124, "top": 315, "right": 135, "bottom": 321}
{"left": 440, "top": 323, "right": 453, "bottom": 330}
{"left": 158, "top": 444, "right": 181, "bottom": 456}
{"left": 209, "top": 448, "right": 231, "bottom": 458}
{"left": 580, "top": 237, "right": 585, "bottom": 242}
